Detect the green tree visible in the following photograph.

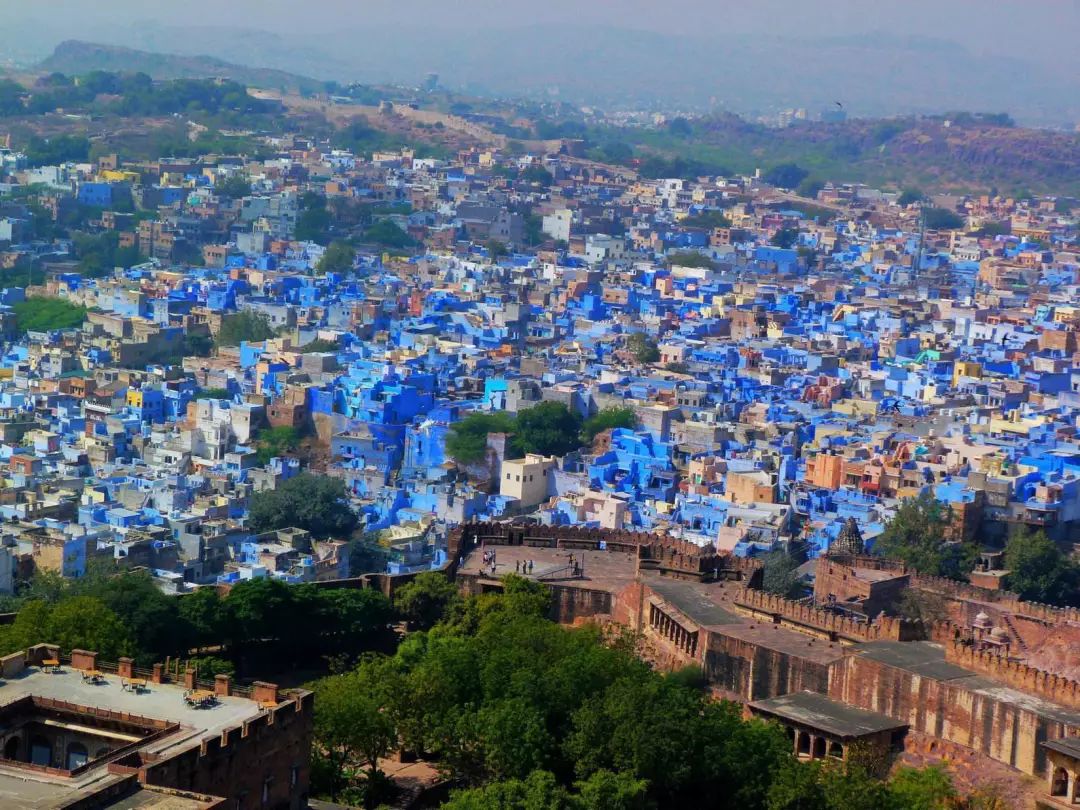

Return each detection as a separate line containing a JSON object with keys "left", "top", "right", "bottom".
{"left": 797, "top": 177, "right": 826, "bottom": 199}
{"left": 188, "top": 655, "right": 236, "bottom": 678}
{"left": 247, "top": 473, "right": 359, "bottom": 539}
{"left": 1004, "top": 529, "right": 1080, "bottom": 606}
{"left": 194, "top": 387, "right": 231, "bottom": 400}
{"left": 514, "top": 401, "right": 584, "bottom": 457}
{"left": 318, "top": 240, "right": 356, "bottom": 274}
{"left": 24, "top": 134, "right": 90, "bottom": 166}
{"left": 581, "top": 407, "right": 637, "bottom": 443}
{"left": 215, "top": 310, "right": 275, "bottom": 347}
{"left": 13, "top": 298, "right": 87, "bottom": 333}
{"left": 771, "top": 228, "right": 799, "bottom": 249}
{"left": 680, "top": 210, "right": 731, "bottom": 230}
{"left": 178, "top": 587, "right": 230, "bottom": 652}
{"left": 763, "top": 163, "right": 808, "bottom": 190}
{"left": 760, "top": 550, "right": 804, "bottom": 599}
{"left": 887, "top": 765, "right": 956, "bottom": 809}
{"left": 521, "top": 165, "right": 554, "bottom": 187}
{"left": 444, "top": 770, "right": 571, "bottom": 810}
{"left": 226, "top": 578, "right": 295, "bottom": 646}
{"left": 313, "top": 656, "right": 404, "bottom": 805}
{"left": 574, "top": 770, "right": 653, "bottom": 810}
{"left": 45, "top": 597, "right": 134, "bottom": 660}
{"left": 898, "top": 188, "right": 925, "bottom": 207}
{"left": 487, "top": 239, "right": 509, "bottom": 259}
{"left": 85, "top": 571, "right": 181, "bottom": 664}
{"left": 364, "top": 219, "right": 414, "bottom": 249}
{"left": 253, "top": 425, "right": 301, "bottom": 464}
{"left": 299, "top": 337, "right": 341, "bottom": 353}
{"left": 445, "top": 410, "right": 518, "bottom": 465}
{"left": 923, "top": 207, "right": 965, "bottom": 230}
{"left": 394, "top": 572, "right": 461, "bottom": 629}
{"left": 766, "top": 759, "right": 828, "bottom": 810}
{"left": 215, "top": 173, "right": 251, "bottom": 200}
{"left": 625, "top": 332, "right": 660, "bottom": 364}
{"left": 873, "top": 492, "right": 976, "bottom": 579}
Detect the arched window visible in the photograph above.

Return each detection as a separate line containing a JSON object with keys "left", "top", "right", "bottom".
{"left": 797, "top": 732, "right": 811, "bottom": 757}
{"left": 828, "top": 741, "right": 844, "bottom": 760}
{"left": 65, "top": 742, "right": 88, "bottom": 771}
{"left": 1052, "top": 767, "right": 1069, "bottom": 797}
{"left": 812, "top": 737, "right": 827, "bottom": 760}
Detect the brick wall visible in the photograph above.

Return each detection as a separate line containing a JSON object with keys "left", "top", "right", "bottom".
{"left": 828, "top": 651, "right": 1075, "bottom": 776}
{"left": 141, "top": 692, "right": 314, "bottom": 810}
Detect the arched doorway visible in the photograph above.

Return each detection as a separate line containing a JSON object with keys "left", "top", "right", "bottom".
{"left": 797, "top": 731, "right": 811, "bottom": 757}
{"left": 3, "top": 736, "right": 18, "bottom": 761}
{"left": 65, "top": 742, "right": 88, "bottom": 771}
{"left": 1052, "top": 767, "right": 1070, "bottom": 797}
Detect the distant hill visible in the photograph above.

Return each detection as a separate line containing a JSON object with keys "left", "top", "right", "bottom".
{"left": 623, "top": 114, "right": 1080, "bottom": 196}
{"left": 38, "top": 40, "right": 324, "bottom": 95}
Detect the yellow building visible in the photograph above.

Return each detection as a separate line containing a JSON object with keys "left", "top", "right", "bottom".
{"left": 953, "top": 361, "right": 982, "bottom": 387}
{"left": 500, "top": 454, "right": 556, "bottom": 508}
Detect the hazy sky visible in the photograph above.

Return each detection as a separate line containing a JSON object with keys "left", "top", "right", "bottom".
{"left": 11, "top": 0, "right": 1080, "bottom": 63}
{"left": 6, "top": 0, "right": 1079, "bottom": 123}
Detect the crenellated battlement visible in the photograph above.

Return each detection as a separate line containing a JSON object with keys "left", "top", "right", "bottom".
{"left": 734, "top": 587, "right": 928, "bottom": 642}
{"left": 945, "top": 638, "right": 1080, "bottom": 711}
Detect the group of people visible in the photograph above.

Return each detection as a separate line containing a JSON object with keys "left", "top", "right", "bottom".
{"left": 478, "top": 548, "right": 539, "bottom": 577}
{"left": 515, "top": 559, "right": 535, "bottom": 575}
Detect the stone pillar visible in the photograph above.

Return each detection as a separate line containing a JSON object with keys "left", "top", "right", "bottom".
{"left": 214, "top": 673, "right": 232, "bottom": 697}
{"left": 118, "top": 657, "right": 134, "bottom": 679}
{"left": 252, "top": 681, "right": 279, "bottom": 705}
{"left": 183, "top": 668, "right": 196, "bottom": 689}
{"left": 70, "top": 649, "right": 97, "bottom": 672}
{"left": 151, "top": 663, "right": 163, "bottom": 684}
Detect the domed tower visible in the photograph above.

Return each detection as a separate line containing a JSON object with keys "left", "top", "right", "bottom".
{"left": 831, "top": 517, "right": 864, "bottom": 556}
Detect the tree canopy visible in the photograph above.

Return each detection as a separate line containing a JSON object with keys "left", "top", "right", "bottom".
{"left": 318, "top": 240, "right": 357, "bottom": 274}
{"left": 215, "top": 310, "right": 276, "bottom": 347}
{"left": 445, "top": 410, "right": 518, "bottom": 465}
{"left": 763, "top": 163, "right": 809, "bottom": 190}
{"left": 582, "top": 407, "right": 638, "bottom": 444}
{"left": 215, "top": 173, "right": 251, "bottom": 200}
{"left": 770, "top": 228, "right": 800, "bottom": 249}
{"left": 922, "top": 207, "right": 965, "bottom": 230}
{"left": 760, "top": 550, "right": 804, "bottom": 599}
{"left": 309, "top": 574, "right": 979, "bottom": 809}
{"left": 13, "top": 297, "right": 87, "bottom": 333}
{"left": 1004, "top": 529, "right": 1080, "bottom": 606}
{"left": 873, "top": 492, "right": 977, "bottom": 579}
{"left": 394, "top": 572, "right": 461, "bottom": 630}
{"left": 680, "top": 210, "right": 732, "bottom": 230}
{"left": 514, "top": 401, "right": 584, "bottom": 458}
{"left": 625, "top": 332, "right": 660, "bottom": 364}
{"left": 253, "top": 425, "right": 302, "bottom": 464}
{"left": 248, "top": 473, "right": 359, "bottom": 539}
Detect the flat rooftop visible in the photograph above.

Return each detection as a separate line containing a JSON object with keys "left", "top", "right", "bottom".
{"left": 459, "top": 543, "right": 641, "bottom": 594}
{"left": 0, "top": 664, "right": 264, "bottom": 809}
{"left": 750, "top": 690, "right": 907, "bottom": 738}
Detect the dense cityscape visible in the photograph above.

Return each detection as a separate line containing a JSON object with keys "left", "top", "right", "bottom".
{"left": 0, "top": 5, "right": 1079, "bottom": 809}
